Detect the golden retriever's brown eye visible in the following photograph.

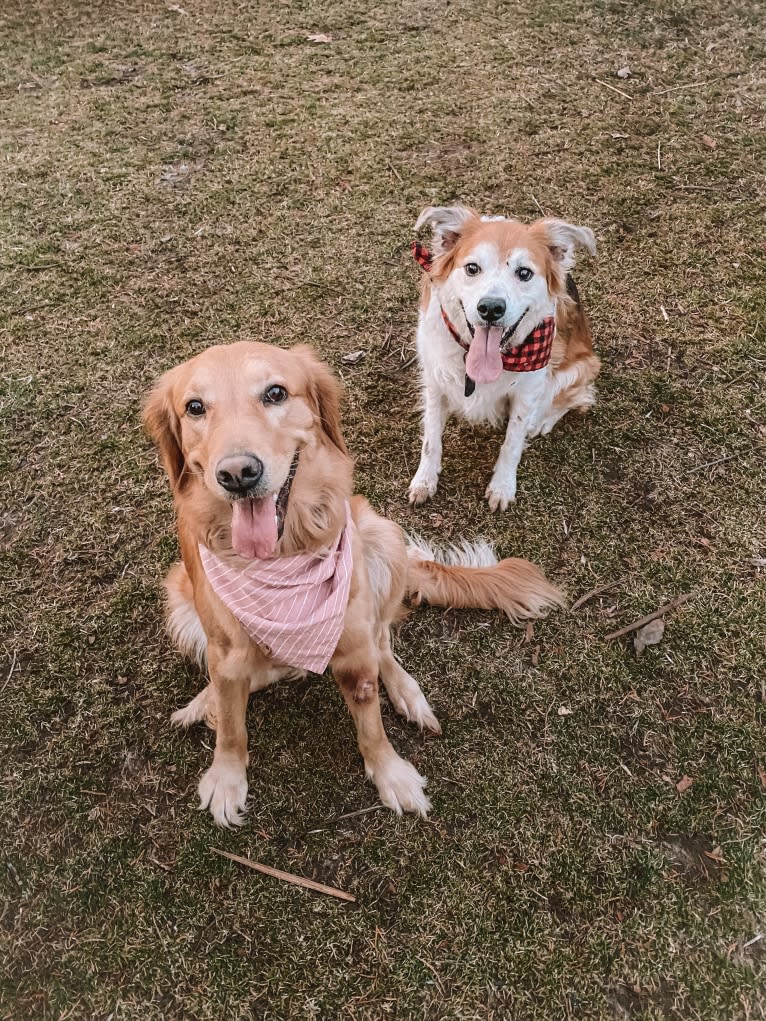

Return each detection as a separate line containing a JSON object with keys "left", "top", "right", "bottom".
{"left": 263, "top": 384, "right": 288, "bottom": 404}
{"left": 464, "top": 262, "right": 481, "bottom": 276}
{"left": 186, "top": 399, "right": 206, "bottom": 417}
{"left": 516, "top": 266, "right": 534, "bottom": 282}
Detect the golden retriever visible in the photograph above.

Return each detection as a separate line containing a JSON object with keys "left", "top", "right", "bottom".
{"left": 408, "top": 206, "right": 600, "bottom": 510}
{"left": 143, "top": 341, "right": 563, "bottom": 826}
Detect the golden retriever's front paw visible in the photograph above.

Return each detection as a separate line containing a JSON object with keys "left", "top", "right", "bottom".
{"left": 388, "top": 684, "right": 442, "bottom": 735}
{"left": 198, "top": 763, "right": 248, "bottom": 827}
{"left": 485, "top": 478, "right": 517, "bottom": 512}
{"left": 367, "top": 754, "right": 431, "bottom": 817}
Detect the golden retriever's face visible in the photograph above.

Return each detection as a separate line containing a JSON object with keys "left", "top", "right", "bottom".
{"left": 168, "top": 342, "right": 316, "bottom": 501}
{"left": 144, "top": 341, "right": 347, "bottom": 558}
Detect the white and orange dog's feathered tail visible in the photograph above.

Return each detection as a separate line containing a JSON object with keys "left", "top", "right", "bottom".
{"left": 405, "top": 535, "right": 564, "bottom": 623}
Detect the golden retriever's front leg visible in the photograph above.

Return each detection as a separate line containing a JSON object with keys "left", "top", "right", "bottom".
{"left": 197, "top": 642, "right": 250, "bottom": 827}
{"left": 331, "top": 628, "right": 431, "bottom": 817}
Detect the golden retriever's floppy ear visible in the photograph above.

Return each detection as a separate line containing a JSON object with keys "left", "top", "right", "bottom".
{"left": 534, "top": 218, "right": 596, "bottom": 273}
{"left": 292, "top": 344, "right": 348, "bottom": 455}
{"left": 142, "top": 368, "right": 186, "bottom": 489}
{"left": 415, "top": 205, "right": 476, "bottom": 256}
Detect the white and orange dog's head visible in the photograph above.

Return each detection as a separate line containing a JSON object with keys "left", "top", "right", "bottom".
{"left": 415, "top": 206, "right": 595, "bottom": 383}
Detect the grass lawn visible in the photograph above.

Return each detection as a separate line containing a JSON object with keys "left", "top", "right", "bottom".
{"left": 1, "top": 1, "right": 765, "bottom": 1018}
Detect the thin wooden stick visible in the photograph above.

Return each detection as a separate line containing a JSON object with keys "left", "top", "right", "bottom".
{"left": 387, "top": 160, "right": 403, "bottom": 183}
{"left": 570, "top": 576, "right": 627, "bottom": 612}
{"left": 0, "top": 651, "right": 18, "bottom": 696}
{"left": 683, "top": 453, "right": 738, "bottom": 475}
{"left": 594, "top": 78, "right": 633, "bottom": 101}
{"left": 210, "top": 847, "right": 356, "bottom": 902}
{"left": 605, "top": 593, "right": 693, "bottom": 641}
{"left": 305, "top": 803, "right": 383, "bottom": 834}
{"left": 655, "top": 79, "right": 717, "bottom": 95}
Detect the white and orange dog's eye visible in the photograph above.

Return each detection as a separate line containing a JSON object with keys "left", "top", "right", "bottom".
{"left": 464, "top": 262, "right": 481, "bottom": 276}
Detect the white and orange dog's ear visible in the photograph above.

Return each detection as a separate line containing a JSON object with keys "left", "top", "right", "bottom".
{"left": 414, "top": 204, "right": 476, "bottom": 255}
{"left": 143, "top": 367, "right": 186, "bottom": 490}
{"left": 535, "top": 218, "right": 596, "bottom": 272}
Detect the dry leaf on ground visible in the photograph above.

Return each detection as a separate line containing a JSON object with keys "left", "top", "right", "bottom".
{"left": 676, "top": 775, "right": 694, "bottom": 793}
{"left": 634, "top": 618, "right": 665, "bottom": 653}
{"left": 341, "top": 350, "right": 365, "bottom": 365}
{"left": 306, "top": 33, "right": 333, "bottom": 43}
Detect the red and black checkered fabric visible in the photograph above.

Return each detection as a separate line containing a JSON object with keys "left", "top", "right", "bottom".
{"left": 411, "top": 240, "right": 433, "bottom": 273}
{"left": 443, "top": 309, "right": 556, "bottom": 374}
{"left": 500, "top": 316, "right": 556, "bottom": 372}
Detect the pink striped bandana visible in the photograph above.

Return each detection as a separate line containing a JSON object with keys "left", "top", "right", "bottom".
{"left": 199, "top": 504, "right": 353, "bottom": 673}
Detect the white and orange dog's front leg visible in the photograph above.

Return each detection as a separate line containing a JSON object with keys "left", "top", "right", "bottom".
{"left": 485, "top": 372, "right": 548, "bottom": 511}
{"left": 408, "top": 383, "right": 448, "bottom": 505}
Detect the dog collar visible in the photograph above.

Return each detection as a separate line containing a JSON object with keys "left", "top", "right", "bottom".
{"left": 276, "top": 449, "right": 300, "bottom": 538}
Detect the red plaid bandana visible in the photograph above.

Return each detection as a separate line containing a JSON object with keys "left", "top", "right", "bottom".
{"left": 411, "top": 240, "right": 433, "bottom": 272}
{"left": 442, "top": 307, "right": 555, "bottom": 373}
{"left": 499, "top": 317, "right": 556, "bottom": 372}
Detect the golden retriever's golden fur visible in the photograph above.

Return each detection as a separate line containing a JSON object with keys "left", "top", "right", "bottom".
{"left": 143, "top": 341, "right": 563, "bottom": 826}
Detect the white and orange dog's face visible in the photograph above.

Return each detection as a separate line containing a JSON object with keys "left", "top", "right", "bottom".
{"left": 416, "top": 206, "right": 595, "bottom": 386}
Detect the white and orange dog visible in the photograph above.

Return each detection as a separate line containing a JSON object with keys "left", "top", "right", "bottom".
{"left": 408, "top": 206, "right": 600, "bottom": 511}
{"left": 144, "top": 341, "right": 563, "bottom": 826}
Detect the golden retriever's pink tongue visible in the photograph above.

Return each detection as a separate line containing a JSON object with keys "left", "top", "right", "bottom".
{"left": 231, "top": 497, "right": 277, "bottom": 560}
{"left": 465, "top": 325, "right": 504, "bottom": 384}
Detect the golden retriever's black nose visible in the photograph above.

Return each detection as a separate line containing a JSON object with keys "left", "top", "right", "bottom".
{"left": 216, "top": 453, "right": 264, "bottom": 495}
{"left": 477, "top": 296, "right": 506, "bottom": 323}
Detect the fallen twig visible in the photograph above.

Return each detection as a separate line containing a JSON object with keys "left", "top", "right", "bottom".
{"left": 0, "top": 651, "right": 18, "bottom": 695}
{"left": 605, "top": 593, "right": 693, "bottom": 641}
{"left": 210, "top": 847, "right": 356, "bottom": 902}
{"left": 594, "top": 78, "right": 633, "bottom": 101}
{"left": 305, "top": 803, "right": 383, "bottom": 834}
{"left": 570, "top": 576, "right": 627, "bottom": 612}
{"left": 655, "top": 79, "right": 718, "bottom": 95}
{"left": 387, "top": 160, "right": 403, "bottom": 183}
{"left": 683, "top": 453, "right": 738, "bottom": 475}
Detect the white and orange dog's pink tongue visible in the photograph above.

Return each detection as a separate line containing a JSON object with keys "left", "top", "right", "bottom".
{"left": 465, "top": 325, "right": 504, "bottom": 384}
{"left": 231, "top": 496, "right": 278, "bottom": 560}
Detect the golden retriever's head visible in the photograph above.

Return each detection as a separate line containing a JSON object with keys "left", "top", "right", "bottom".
{"left": 143, "top": 341, "right": 347, "bottom": 557}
